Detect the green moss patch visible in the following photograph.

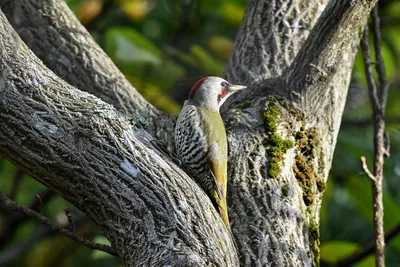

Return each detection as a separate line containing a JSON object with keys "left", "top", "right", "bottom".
{"left": 308, "top": 220, "right": 320, "bottom": 267}
{"left": 263, "top": 99, "right": 294, "bottom": 179}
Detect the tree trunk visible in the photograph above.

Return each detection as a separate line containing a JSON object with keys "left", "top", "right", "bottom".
{"left": 0, "top": 0, "right": 378, "bottom": 266}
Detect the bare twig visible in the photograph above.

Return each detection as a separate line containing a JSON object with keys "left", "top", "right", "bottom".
{"left": 0, "top": 217, "right": 93, "bottom": 266}
{"left": 360, "top": 4, "right": 389, "bottom": 267}
{"left": 372, "top": 7, "right": 389, "bottom": 110}
{"left": 0, "top": 192, "right": 117, "bottom": 256}
{"left": 334, "top": 223, "right": 400, "bottom": 267}
{"left": 361, "top": 24, "right": 380, "bottom": 114}
{"left": 35, "top": 194, "right": 44, "bottom": 213}
{"left": 65, "top": 208, "right": 76, "bottom": 232}
{"left": 0, "top": 189, "right": 54, "bottom": 248}
{"left": 360, "top": 156, "right": 376, "bottom": 182}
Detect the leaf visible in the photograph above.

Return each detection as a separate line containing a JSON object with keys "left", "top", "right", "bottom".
{"left": 104, "top": 27, "right": 185, "bottom": 89}
{"left": 105, "top": 27, "right": 162, "bottom": 64}
{"left": 320, "top": 241, "right": 360, "bottom": 263}
{"left": 77, "top": 0, "right": 103, "bottom": 25}
{"left": 220, "top": 2, "right": 245, "bottom": 26}
{"left": 320, "top": 241, "right": 374, "bottom": 267}
{"left": 125, "top": 74, "right": 181, "bottom": 114}
{"left": 207, "top": 36, "right": 234, "bottom": 61}
{"left": 120, "top": 0, "right": 149, "bottom": 22}
{"left": 190, "top": 45, "right": 225, "bottom": 76}
{"left": 346, "top": 176, "right": 400, "bottom": 251}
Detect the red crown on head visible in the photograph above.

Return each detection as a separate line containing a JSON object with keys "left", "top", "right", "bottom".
{"left": 189, "top": 77, "right": 207, "bottom": 97}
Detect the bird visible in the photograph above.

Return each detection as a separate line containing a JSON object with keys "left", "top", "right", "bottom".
{"left": 174, "top": 76, "right": 246, "bottom": 231}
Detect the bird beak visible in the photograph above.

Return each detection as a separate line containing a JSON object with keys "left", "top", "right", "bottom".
{"left": 228, "top": 84, "right": 247, "bottom": 92}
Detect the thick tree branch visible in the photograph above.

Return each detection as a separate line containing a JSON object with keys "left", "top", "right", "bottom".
{"left": 281, "top": 0, "right": 377, "bottom": 111}
{"left": 0, "top": 0, "right": 176, "bottom": 147}
{"left": 0, "top": 191, "right": 117, "bottom": 256}
{"left": 225, "top": 0, "right": 327, "bottom": 85}
{"left": 0, "top": 11, "right": 237, "bottom": 266}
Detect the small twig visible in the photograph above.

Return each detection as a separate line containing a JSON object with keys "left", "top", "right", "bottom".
{"left": 361, "top": 24, "right": 380, "bottom": 114}
{"left": 0, "top": 191, "right": 117, "bottom": 256}
{"left": 360, "top": 156, "right": 376, "bottom": 182}
{"left": 334, "top": 223, "right": 400, "bottom": 266}
{"left": 0, "top": 189, "right": 55, "bottom": 248}
{"left": 35, "top": 194, "right": 43, "bottom": 213}
{"left": 372, "top": 6, "right": 389, "bottom": 110}
{"left": 360, "top": 4, "right": 389, "bottom": 267}
{"left": 65, "top": 208, "right": 76, "bottom": 232}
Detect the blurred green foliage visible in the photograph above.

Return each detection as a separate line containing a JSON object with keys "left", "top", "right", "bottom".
{"left": 1, "top": 0, "right": 400, "bottom": 266}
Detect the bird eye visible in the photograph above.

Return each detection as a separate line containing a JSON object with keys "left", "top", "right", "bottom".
{"left": 221, "top": 82, "right": 227, "bottom": 88}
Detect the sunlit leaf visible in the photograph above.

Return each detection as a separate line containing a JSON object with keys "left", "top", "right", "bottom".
{"left": 320, "top": 241, "right": 360, "bottom": 263}
{"left": 125, "top": 74, "right": 181, "bottom": 114}
{"left": 190, "top": 45, "right": 225, "bottom": 76}
{"left": 120, "top": 0, "right": 149, "bottom": 22}
{"left": 77, "top": 0, "right": 103, "bottom": 25}
{"left": 207, "top": 36, "right": 234, "bottom": 61}
{"left": 320, "top": 241, "right": 374, "bottom": 267}
{"left": 104, "top": 27, "right": 185, "bottom": 89}
{"left": 105, "top": 27, "right": 162, "bottom": 64}
{"left": 346, "top": 176, "right": 400, "bottom": 251}
{"left": 220, "top": 2, "right": 245, "bottom": 26}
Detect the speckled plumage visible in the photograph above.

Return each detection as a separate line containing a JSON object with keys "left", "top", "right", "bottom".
{"left": 174, "top": 77, "right": 246, "bottom": 231}
{"left": 175, "top": 105, "right": 226, "bottom": 195}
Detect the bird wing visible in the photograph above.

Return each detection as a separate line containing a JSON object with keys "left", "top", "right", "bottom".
{"left": 199, "top": 108, "right": 230, "bottom": 230}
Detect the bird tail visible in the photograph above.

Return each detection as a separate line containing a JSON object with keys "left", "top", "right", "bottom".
{"left": 211, "top": 190, "right": 231, "bottom": 232}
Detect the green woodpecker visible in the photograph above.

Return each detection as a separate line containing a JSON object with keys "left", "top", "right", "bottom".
{"left": 174, "top": 76, "right": 246, "bottom": 231}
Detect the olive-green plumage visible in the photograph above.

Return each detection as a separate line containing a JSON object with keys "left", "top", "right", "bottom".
{"left": 174, "top": 77, "right": 246, "bottom": 231}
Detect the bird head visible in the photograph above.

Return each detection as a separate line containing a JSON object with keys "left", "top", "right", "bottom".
{"left": 187, "top": 76, "right": 246, "bottom": 110}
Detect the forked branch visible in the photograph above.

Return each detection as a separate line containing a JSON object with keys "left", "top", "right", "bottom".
{"left": 0, "top": 192, "right": 117, "bottom": 256}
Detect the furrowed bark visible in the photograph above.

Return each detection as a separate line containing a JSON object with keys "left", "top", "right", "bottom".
{"left": 225, "top": 0, "right": 328, "bottom": 84}
{"left": 222, "top": 0, "right": 377, "bottom": 266}
{"left": 282, "top": 0, "right": 377, "bottom": 110}
{"left": 0, "top": 0, "right": 176, "bottom": 147}
{"left": 0, "top": 12, "right": 237, "bottom": 266}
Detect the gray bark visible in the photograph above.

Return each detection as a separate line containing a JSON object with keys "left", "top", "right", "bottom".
{"left": 0, "top": 0, "right": 378, "bottom": 266}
